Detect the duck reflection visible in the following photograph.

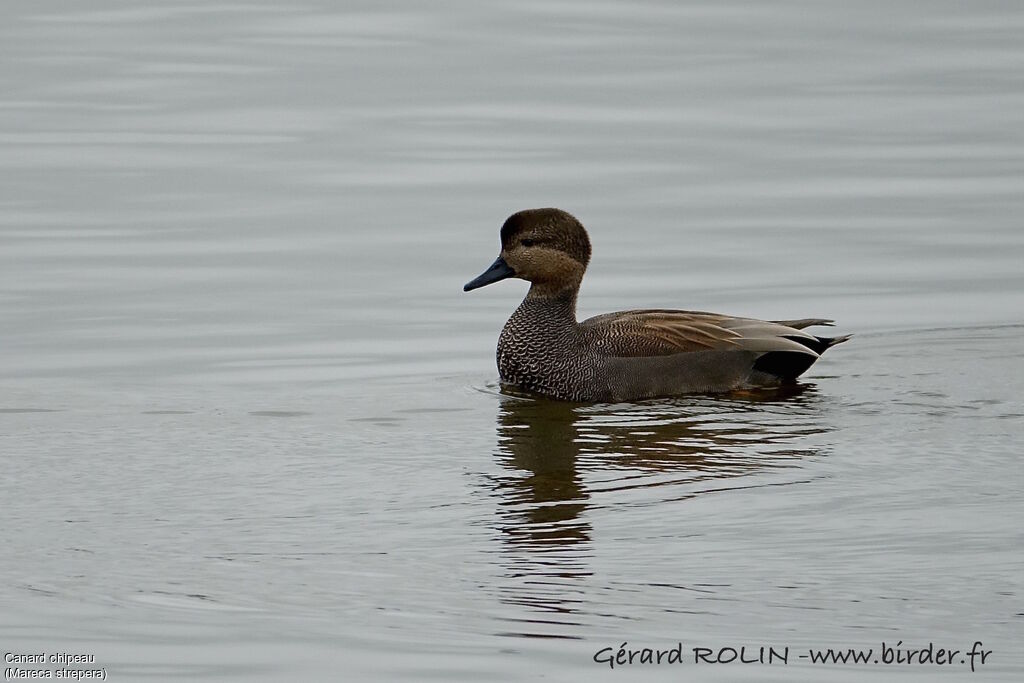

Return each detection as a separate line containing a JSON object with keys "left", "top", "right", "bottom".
{"left": 494, "top": 397, "right": 590, "bottom": 549}
{"left": 486, "top": 385, "right": 830, "bottom": 633}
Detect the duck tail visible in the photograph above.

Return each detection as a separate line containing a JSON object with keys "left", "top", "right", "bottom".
{"left": 781, "top": 332, "right": 851, "bottom": 355}
{"left": 774, "top": 318, "right": 851, "bottom": 355}
{"left": 771, "top": 318, "right": 834, "bottom": 330}
{"left": 817, "top": 333, "right": 852, "bottom": 351}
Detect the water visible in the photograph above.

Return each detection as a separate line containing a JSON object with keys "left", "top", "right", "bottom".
{"left": 2, "top": 1, "right": 1023, "bottom": 680}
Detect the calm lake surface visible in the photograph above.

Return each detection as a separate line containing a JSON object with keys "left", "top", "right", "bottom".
{"left": 2, "top": 1, "right": 1023, "bottom": 681}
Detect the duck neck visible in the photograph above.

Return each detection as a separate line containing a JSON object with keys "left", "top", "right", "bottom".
{"left": 522, "top": 285, "right": 579, "bottom": 326}
{"left": 499, "top": 284, "right": 581, "bottom": 395}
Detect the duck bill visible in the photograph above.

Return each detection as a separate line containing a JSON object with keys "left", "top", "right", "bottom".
{"left": 464, "top": 256, "right": 515, "bottom": 292}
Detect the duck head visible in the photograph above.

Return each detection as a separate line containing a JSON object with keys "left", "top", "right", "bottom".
{"left": 463, "top": 208, "right": 592, "bottom": 295}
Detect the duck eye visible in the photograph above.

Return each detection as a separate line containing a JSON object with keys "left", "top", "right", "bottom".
{"left": 521, "top": 238, "right": 537, "bottom": 247}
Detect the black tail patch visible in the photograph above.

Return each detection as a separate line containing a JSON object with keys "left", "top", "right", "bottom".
{"left": 753, "top": 350, "right": 817, "bottom": 380}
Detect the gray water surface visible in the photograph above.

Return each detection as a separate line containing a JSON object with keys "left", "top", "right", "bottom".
{"left": 2, "top": 1, "right": 1023, "bottom": 681}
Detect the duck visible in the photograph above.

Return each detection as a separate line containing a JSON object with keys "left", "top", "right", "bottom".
{"left": 464, "top": 208, "right": 849, "bottom": 402}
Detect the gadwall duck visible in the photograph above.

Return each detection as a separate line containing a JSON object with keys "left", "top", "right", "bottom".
{"left": 464, "top": 208, "right": 849, "bottom": 402}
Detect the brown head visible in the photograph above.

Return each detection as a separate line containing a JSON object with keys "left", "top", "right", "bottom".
{"left": 463, "top": 208, "right": 592, "bottom": 296}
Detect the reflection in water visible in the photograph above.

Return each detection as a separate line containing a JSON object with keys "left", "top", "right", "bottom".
{"left": 486, "top": 386, "right": 832, "bottom": 636}
{"left": 495, "top": 398, "right": 590, "bottom": 549}
{"left": 488, "top": 398, "right": 592, "bottom": 635}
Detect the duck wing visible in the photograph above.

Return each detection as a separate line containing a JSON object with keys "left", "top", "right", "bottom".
{"left": 580, "top": 309, "right": 824, "bottom": 358}
{"left": 574, "top": 310, "right": 849, "bottom": 398}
